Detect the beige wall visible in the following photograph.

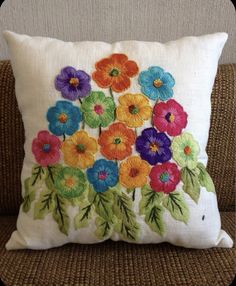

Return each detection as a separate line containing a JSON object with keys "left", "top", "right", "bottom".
{"left": 0, "top": 0, "right": 235, "bottom": 63}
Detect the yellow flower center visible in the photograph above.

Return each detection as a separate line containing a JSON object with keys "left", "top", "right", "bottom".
{"left": 153, "top": 79, "right": 163, "bottom": 88}
{"left": 69, "top": 77, "right": 80, "bottom": 87}
{"left": 184, "top": 146, "right": 192, "bottom": 156}
{"left": 76, "top": 144, "right": 86, "bottom": 153}
{"left": 65, "top": 176, "right": 76, "bottom": 188}
{"left": 59, "top": 113, "right": 68, "bottom": 123}
{"left": 129, "top": 168, "right": 139, "bottom": 178}
{"left": 150, "top": 143, "right": 159, "bottom": 152}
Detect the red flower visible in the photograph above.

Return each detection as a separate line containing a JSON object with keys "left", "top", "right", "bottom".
{"left": 149, "top": 162, "right": 180, "bottom": 193}
{"left": 32, "top": 130, "right": 61, "bottom": 167}
{"left": 92, "top": 54, "right": 139, "bottom": 92}
{"left": 153, "top": 99, "right": 188, "bottom": 136}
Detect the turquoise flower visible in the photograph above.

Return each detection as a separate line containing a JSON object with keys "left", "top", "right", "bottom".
{"left": 138, "top": 66, "right": 175, "bottom": 101}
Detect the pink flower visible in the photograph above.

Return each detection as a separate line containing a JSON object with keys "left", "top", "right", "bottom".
{"left": 153, "top": 99, "right": 188, "bottom": 136}
{"left": 32, "top": 131, "right": 61, "bottom": 167}
{"left": 149, "top": 162, "right": 181, "bottom": 193}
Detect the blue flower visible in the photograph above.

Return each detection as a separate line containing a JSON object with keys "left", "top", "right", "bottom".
{"left": 87, "top": 159, "right": 119, "bottom": 192}
{"left": 138, "top": 66, "right": 175, "bottom": 101}
{"left": 47, "top": 101, "right": 82, "bottom": 136}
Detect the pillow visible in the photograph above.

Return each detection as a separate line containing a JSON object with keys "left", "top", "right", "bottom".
{"left": 4, "top": 31, "right": 233, "bottom": 250}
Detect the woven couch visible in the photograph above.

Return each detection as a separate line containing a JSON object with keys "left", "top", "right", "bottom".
{"left": 0, "top": 60, "right": 235, "bottom": 285}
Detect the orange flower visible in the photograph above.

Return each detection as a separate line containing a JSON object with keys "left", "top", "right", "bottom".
{"left": 119, "top": 156, "right": 151, "bottom": 189}
{"left": 92, "top": 54, "right": 139, "bottom": 93}
{"left": 61, "top": 131, "right": 98, "bottom": 169}
{"left": 98, "top": 122, "right": 136, "bottom": 160}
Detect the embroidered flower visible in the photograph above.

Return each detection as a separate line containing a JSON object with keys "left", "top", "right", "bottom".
{"left": 149, "top": 162, "right": 181, "bottom": 193}
{"left": 98, "top": 122, "right": 136, "bottom": 160}
{"left": 81, "top": 91, "right": 115, "bottom": 128}
{"left": 55, "top": 66, "right": 91, "bottom": 101}
{"left": 172, "top": 132, "right": 200, "bottom": 169}
{"left": 87, "top": 159, "right": 119, "bottom": 192}
{"left": 61, "top": 131, "right": 98, "bottom": 169}
{"left": 32, "top": 131, "right": 61, "bottom": 167}
{"left": 92, "top": 54, "right": 139, "bottom": 92}
{"left": 47, "top": 101, "right": 82, "bottom": 136}
{"left": 153, "top": 99, "right": 188, "bottom": 136}
{"left": 55, "top": 167, "right": 86, "bottom": 198}
{"left": 139, "top": 66, "right": 175, "bottom": 101}
{"left": 119, "top": 156, "right": 150, "bottom": 188}
{"left": 116, "top": 93, "right": 152, "bottom": 128}
{"left": 136, "top": 128, "right": 172, "bottom": 165}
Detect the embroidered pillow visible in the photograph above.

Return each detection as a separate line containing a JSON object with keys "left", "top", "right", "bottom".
{"left": 4, "top": 31, "right": 233, "bottom": 250}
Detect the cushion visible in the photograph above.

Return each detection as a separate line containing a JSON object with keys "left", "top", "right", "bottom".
{"left": 3, "top": 31, "right": 233, "bottom": 250}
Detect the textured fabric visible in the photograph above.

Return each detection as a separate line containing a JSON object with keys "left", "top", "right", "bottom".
{"left": 0, "top": 212, "right": 235, "bottom": 286}
{"left": 0, "top": 61, "right": 235, "bottom": 216}
{"left": 2, "top": 31, "right": 233, "bottom": 249}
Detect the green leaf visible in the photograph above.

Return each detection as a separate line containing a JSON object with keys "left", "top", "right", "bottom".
{"left": 140, "top": 185, "right": 164, "bottom": 215}
{"left": 145, "top": 205, "right": 165, "bottom": 236}
{"left": 34, "top": 188, "right": 55, "bottom": 219}
{"left": 197, "top": 162, "right": 215, "bottom": 193}
{"left": 181, "top": 167, "right": 201, "bottom": 203}
{"left": 163, "top": 191, "right": 189, "bottom": 224}
{"left": 45, "top": 164, "right": 63, "bottom": 190}
{"left": 114, "top": 219, "right": 140, "bottom": 241}
{"left": 53, "top": 194, "right": 70, "bottom": 235}
{"left": 31, "top": 165, "right": 47, "bottom": 186}
{"left": 93, "top": 191, "right": 114, "bottom": 222}
{"left": 22, "top": 178, "right": 37, "bottom": 212}
{"left": 74, "top": 202, "right": 94, "bottom": 229}
{"left": 95, "top": 216, "right": 113, "bottom": 239}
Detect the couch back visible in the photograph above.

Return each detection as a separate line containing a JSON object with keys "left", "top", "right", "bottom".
{"left": 0, "top": 61, "right": 235, "bottom": 215}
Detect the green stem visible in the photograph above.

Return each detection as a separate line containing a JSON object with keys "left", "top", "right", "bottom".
{"left": 81, "top": 120, "right": 85, "bottom": 130}
{"left": 79, "top": 98, "right": 83, "bottom": 105}
{"left": 99, "top": 124, "right": 102, "bottom": 135}
{"left": 132, "top": 188, "right": 136, "bottom": 201}
{"left": 109, "top": 87, "right": 114, "bottom": 99}
{"left": 63, "top": 133, "right": 66, "bottom": 141}
{"left": 135, "top": 128, "right": 138, "bottom": 137}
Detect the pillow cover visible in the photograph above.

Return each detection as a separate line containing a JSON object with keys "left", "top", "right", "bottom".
{"left": 4, "top": 31, "right": 233, "bottom": 250}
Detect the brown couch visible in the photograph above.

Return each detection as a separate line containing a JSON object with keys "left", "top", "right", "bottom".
{"left": 0, "top": 61, "right": 235, "bottom": 286}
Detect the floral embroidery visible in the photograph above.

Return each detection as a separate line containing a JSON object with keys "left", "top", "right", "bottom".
{"left": 136, "top": 128, "right": 172, "bottom": 165}
{"left": 139, "top": 66, "right": 175, "bottom": 101}
{"left": 116, "top": 93, "right": 152, "bottom": 128}
{"left": 119, "top": 156, "right": 150, "bottom": 189}
{"left": 92, "top": 53, "right": 139, "bottom": 93}
{"left": 32, "top": 131, "right": 61, "bottom": 167}
{"left": 47, "top": 101, "right": 82, "bottom": 137}
{"left": 81, "top": 91, "right": 115, "bottom": 128}
{"left": 87, "top": 159, "right": 119, "bottom": 192}
{"left": 149, "top": 162, "right": 181, "bottom": 193}
{"left": 153, "top": 99, "right": 188, "bottom": 136}
{"left": 172, "top": 132, "right": 200, "bottom": 169}
{"left": 98, "top": 122, "right": 136, "bottom": 160}
{"left": 61, "top": 131, "right": 98, "bottom": 169}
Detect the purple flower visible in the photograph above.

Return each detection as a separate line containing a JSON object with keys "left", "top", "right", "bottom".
{"left": 136, "top": 127, "right": 172, "bottom": 165}
{"left": 55, "top": 66, "right": 91, "bottom": 101}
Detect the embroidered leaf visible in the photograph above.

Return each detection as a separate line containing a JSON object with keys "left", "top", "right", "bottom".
{"left": 31, "top": 165, "right": 47, "bottom": 186}
{"left": 95, "top": 216, "right": 113, "bottom": 239}
{"left": 45, "top": 164, "right": 62, "bottom": 190}
{"left": 114, "top": 219, "right": 140, "bottom": 241}
{"left": 53, "top": 194, "right": 70, "bottom": 235}
{"left": 145, "top": 205, "right": 165, "bottom": 236}
{"left": 140, "top": 184, "right": 164, "bottom": 215}
{"left": 181, "top": 167, "right": 201, "bottom": 203}
{"left": 197, "top": 162, "right": 215, "bottom": 193}
{"left": 22, "top": 178, "right": 36, "bottom": 212}
{"left": 93, "top": 192, "right": 114, "bottom": 222}
{"left": 34, "top": 188, "right": 55, "bottom": 219}
{"left": 74, "top": 202, "right": 94, "bottom": 229}
{"left": 163, "top": 191, "right": 189, "bottom": 224}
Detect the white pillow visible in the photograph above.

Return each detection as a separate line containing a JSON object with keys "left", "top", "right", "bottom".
{"left": 4, "top": 31, "right": 233, "bottom": 250}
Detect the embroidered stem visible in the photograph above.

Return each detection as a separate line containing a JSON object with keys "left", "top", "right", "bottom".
{"left": 99, "top": 124, "right": 102, "bottom": 135}
{"left": 79, "top": 98, "right": 83, "bottom": 105}
{"left": 81, "top": 120, "right": 85, "bottom": 130}
{"left": 135, "top": 128, "right": 138, "bottom": 137}
{"left": 109, "top": 87, "right": 114, "bottom": 99}
{"left": 132, "top": 188, "right": 136, "bottom": 201}
{"left": 63, "top": 133, "right": 66, "bottom": 141}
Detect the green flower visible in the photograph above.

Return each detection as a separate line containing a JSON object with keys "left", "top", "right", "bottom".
{"left": 172, "top": 132, "right": 200, "bottom": 169}
{"left": 81, "top": 91, "right": 115, "bottom": 128}
{"left": 55, "top": 167, "right": 86, "bottom": 199}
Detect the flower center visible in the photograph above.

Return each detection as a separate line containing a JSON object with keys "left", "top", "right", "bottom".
{"left": 76, "top": 144, "right": 86, "bottom": 153}
{"left": 59, "top": 113, "right": 68, "bottom": 123}
{"left": 129, "top": 168, "right": 139, "bottom": 178}
{"left": 69, "top": 77, "right": 80, "bottom": 87}
{"left": 128, "top": 105, "right": 139, "bottom": 114}
{"left": 165, "top": 112, "right": 175, "bottom": 123}
{"left": 98, "top": 171, "right": 108, "bottom": 181}
{"left": 65, "top": 176, "right": 76, "bottom": 188}
{"left": 153, "top": 79, "right": 163, "bottom": 88}
{"left": 114, "top": 137, "right": 122, "bottom": 144}
{"left": 43, "top": 143, "right": 51, "bottom": 153}
{"left": 109, "top": 68, "right": 120, "bottom": 77}
{"left": 150, "top": 143, "right": 159, "bottom": 152}
{"left": 160, "top": 172, "right": 170, "bottom": 183}
{"left": 94, "top": 104, "right": 104, "bottom": 115}
{"left": 184, "top": 145, "right": 192, "bottom": 156}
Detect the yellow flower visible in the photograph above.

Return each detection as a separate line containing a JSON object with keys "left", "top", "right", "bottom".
{"left": 116, "top": 93, "right": 152, "bottom": 128}
{"left": 119, "top": 156, "right": 151, "bottom": 188}
{"left": 61, "top": 131, "right": 98, "bottom": 169}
